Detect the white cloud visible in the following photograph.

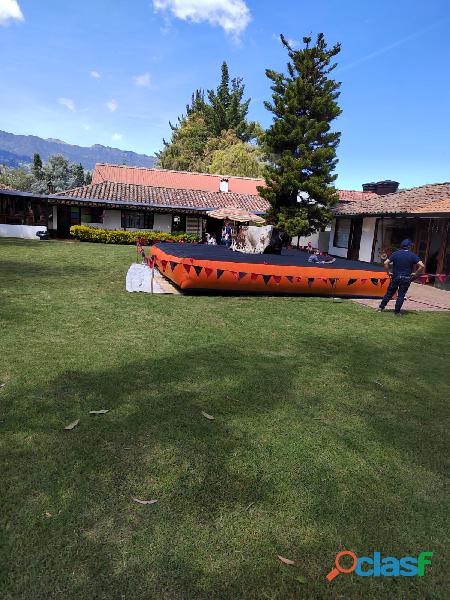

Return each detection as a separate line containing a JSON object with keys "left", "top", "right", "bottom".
{"left": 286, "top": 38, "right": 299, "bottom": 49}
{"left": 112, "top": 133, "right": 123, "bottom": 141}
{"left": 152, "top": 0, "right": 251, "bottom": 37}
{"left": 133, "top": 72, "right": 151, "bottom": 87}
{"left": 90, "top": 70, "right": 101, "bottom": 79}
{"left": 58, "top": 97, "right": 76, "bottom": 112}
{"left": 0, "top": 0, "right": 24, "bottom": 26}
{"left": 106, "top": 99, "right": 118, "bottom": 112}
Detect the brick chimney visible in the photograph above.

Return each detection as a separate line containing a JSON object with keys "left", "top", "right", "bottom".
{"left": 362, "top": 180, "right": 399, "bottom": 195}
{"left": 219, "top": 178, "right": 229, "bottom": 193}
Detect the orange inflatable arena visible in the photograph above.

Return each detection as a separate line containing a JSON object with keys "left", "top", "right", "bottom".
{"left": 151, "top": 243, "right": 388, "bottom": 298}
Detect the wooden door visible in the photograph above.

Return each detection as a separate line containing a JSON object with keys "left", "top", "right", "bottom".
{"left": 347, "top": 218, "right": 363, "bottom": 260}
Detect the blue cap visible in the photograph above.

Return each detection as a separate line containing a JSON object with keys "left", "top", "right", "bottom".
{"left": 400, "top": 239, "right": 413, "bottom": 248}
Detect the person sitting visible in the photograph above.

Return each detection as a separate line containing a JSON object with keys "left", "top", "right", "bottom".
{"left": 308, "top": 250, "right": 336, "bottom": 264}
{"left": 208, "top": 233, "right": 217, "bottom": 245}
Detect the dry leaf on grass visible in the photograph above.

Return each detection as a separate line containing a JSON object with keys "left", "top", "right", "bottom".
{"left": 64, "top": 419, "right": 80, "bottom": 430}
{"left": 132, "top": 498, "right": 158, "bottom": 505}
{"left": 89, "top": 409, "right": 109, "bottom": 415}
{"left": 201, "top": 411, "right": 215, "bottom": 420}
{"left": 0, "top": 383, "right": 5, "bottom": 388}
{"left": 277, "top": 555, "right": 296, "bottom": 565}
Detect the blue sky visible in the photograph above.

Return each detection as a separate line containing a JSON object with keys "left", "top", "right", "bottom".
{"left": 0, "top": 0, "right": 449, "bottom": 189}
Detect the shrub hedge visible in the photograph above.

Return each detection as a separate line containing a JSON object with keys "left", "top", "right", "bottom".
{"left": 70, "top": 225, "right": 200, "bottom": 245}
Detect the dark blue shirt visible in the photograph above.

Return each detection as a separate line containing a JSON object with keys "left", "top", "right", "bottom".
{"left": 389, "top": 249, "right": 421, "bottom": 276}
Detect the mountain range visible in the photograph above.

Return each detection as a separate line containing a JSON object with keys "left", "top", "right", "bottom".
{"left": 0, "top": 130, "right": 156, "bottom": 171}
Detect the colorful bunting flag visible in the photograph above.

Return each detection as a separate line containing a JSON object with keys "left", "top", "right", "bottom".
{"left": 329, "top": 277, "right": 336, "bottom": 287}
{"left": 230, "top": 271, "right": 239, "bottom": 280}
{"left": 296, "top": 277, "right": 302, "bottom": 283}
{"left": 183, "top": 264, "right": 191, "bottom": 274}
{"left": 238, "top": 272, "right": 247, "bottom": 280}
{"left": 193, "top": 266, "right": 203, "bottom": 276}
{"left": 205, "top": 267, "right": 213, "bottom": 278}
{"left": 361, "top": 278, "right": 367, "bottom": 284}
{"left": 307, "top": 278, "right": 314, "bottom": 288}
{"left": 161, "top": 260, "right": 167, "bottom": 271}
{"left": 371, "top": 278, "right": 379, "bottom": 286}
{"left": 170, "top": 261, "right": 177, "bottom": 271}
{"left": 216, "top": 269, "right": 224, "bottom": 279}
{"left": 286, "top": 276, "right": 294, "bottom": 283}
{"left": 273, "top": 275, "right": 282, "bottom": 284}
{"left": 347, "top": 278, "right": 357, "bottom": 286}
{"left": 321, "top": 278, "right": 328, "bottom": 284}
{"left": 250, "top": 273, "right": 259, "bottom": 281}
{"left": 380, "top": 278, "right": 387, "bottom": 286}
{"left": 262, "top": 275, "right": 271, "bottom": 285}
{"left": 437, "top": 274, "right": 447, "bottom": 283}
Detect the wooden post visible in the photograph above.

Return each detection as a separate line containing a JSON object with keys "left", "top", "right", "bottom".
{"left": 151, "top": 259, "right": 154, "bottom": 294}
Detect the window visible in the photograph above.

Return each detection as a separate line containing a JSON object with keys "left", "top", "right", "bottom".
{"left": 333, "top": 218, "right": 351, "bottom": 248}
{"left": 172, "top": 214, "right": 186, "bottom": 232}
{"left": 121, "top": 210, "right": 154, "bottom": 229}
{"left": 70, "top": 207, "right": 80, "bottom": 225}
{"left": 81, "top": 207, "right": 103, "bottom": 224}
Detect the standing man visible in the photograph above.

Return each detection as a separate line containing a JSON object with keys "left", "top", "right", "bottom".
{"left": 378, "top": 239, "right": 425, "bottom": 315}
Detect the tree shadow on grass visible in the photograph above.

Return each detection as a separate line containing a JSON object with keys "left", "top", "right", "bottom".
{"left": 2, "top": 327, "right": 448, "bottom": 599}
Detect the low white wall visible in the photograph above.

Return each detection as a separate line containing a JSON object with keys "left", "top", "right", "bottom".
{"left": 359, "top": 217, "right": 376, "bottom": 262}
{"left": 0, "top": 224, "right": 48, "bottom": 239}
{"left": 328, "top": 219, "right": 348, "bottom": 257}
{"left": 293, "top": 229, "right": 330, "bottom": 251}
{"left": 153, "top": 213, "right": 172, "bottom": 233}
{"left": 101, "top": 209, "right": 122, "bottom": 229}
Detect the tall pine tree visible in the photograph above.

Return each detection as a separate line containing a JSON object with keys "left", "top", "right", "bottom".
{"left": 259, "top": 34, "right": 342, "bottom": 235}
{"left": 157, "top": 61, "right": 258, "bottom": 172}
{"left": 32, "top": 153, "right": 43, "bottom": 180}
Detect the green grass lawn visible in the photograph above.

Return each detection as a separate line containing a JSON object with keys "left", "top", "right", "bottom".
{"left": 0, "top": 238, "right": 449, "bottom": 599}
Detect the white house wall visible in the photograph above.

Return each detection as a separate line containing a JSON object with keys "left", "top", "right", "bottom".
{"left": 0, "top": 224, "right": 47, "bottom": 239}
{"left": 293, "top": 229, "right": 330, "bottom": 251}
{"left": 101, "top": 209, "right": 122, "bottom": 229}
{"left": 359, "top": 217, "right": 377, "bottom": 262}
{"left": 328, "top": 220, "right": 348, "bottom": 257}
{"left": 153, "top": 213, "right": 172, "bottom": 232}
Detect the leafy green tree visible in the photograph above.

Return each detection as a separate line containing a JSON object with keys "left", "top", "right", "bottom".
{"left": 0, "top": 165, "right": 35, "bottom": 192}
{"left": 72, "top": 163, "right": 85, "bottom": 187}
{"left": 31, "top": 155, "right": 77, "bottom": 193}
{"left": 157, "top": 114, "right": 211, "bottom": 171}
{"left": 259, "top": 33, "right": 342, "bottom": 234}
{"left": 157, "top": 61, "right": 260, "bottom": 174}
{"left": 204, "top": 130, "right": 264, "bottom": 177}
{"left": 85, "top": 170, "right": 92, "bottom": 185}
{"left": 32, "top": 153, "right": 43, "bottom": 180}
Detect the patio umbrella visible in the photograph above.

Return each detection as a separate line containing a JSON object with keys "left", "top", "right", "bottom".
{"left": 206, "top": 207, "right": 266, "bottom": 224}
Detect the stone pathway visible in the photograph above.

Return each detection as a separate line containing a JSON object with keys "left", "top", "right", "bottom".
{"left": 353, "top": 282, "right": 450, "bottom": 312}
{"left": 152, "top": 268, "right": 181, "bottom": 294}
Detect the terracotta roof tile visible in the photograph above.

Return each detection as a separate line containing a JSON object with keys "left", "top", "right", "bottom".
{"left": 334, "top": 182, "right": 450, "bottom": 216}
{"left": 63, "top": 181, "right": 270, "bottom": 212}
{"left": 92, "top": 163, "right": 265, "bottom": 196}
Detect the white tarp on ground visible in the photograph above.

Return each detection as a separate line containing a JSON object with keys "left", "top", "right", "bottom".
{"left": 126, "top": 263, "right": 152, "bottom": 293}
{"left": 0, "top": 225, "right": 47, "bottom": 239}
{"left": 231, "top": 225, "right": 274, "bottom": 254}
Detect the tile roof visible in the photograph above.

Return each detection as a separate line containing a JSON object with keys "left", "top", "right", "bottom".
{"left": 63, "top": 181, "right": 270, "bottom": 212}
{"left": 337, "top": 190, "right": 378, "bottom": 201}
{"left": 334, "top": 182, "right": 450, "bottom": 216}
{"left": 93, "top": 163, "right": 376, "bottom": 202}
{"left": 92, "top": 163, "right": 265, "bottom": 196}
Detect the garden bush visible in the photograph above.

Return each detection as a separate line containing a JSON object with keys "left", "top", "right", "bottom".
{"left": 70, "top": 225, "right": 200, "bottom": 245}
